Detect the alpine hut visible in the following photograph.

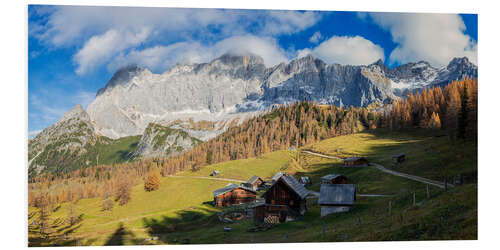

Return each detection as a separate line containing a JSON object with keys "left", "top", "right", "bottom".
{"left": 253, "top": 173, "right": 310, "bottom": 223}
{"left": 318, "top": 184, "right": 356, "bottom": 217}
{"left": 321, "top": 174, "right": 348, "bottom": 184}
{"left": 392, "top": 153, "right": 406, "bottom": 165}
{"left": 246, "top": 175, "right": 264, "bottom": 190}
{"left": 343, "top": 157, "right": 368, "bottom": 167}
{"left": 213, "top": 183, "right": 257, "bottom": 207}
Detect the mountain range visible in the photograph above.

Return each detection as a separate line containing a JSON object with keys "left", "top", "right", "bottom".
{"left": 28, "top": 52, "right": 477, "bottom": 175}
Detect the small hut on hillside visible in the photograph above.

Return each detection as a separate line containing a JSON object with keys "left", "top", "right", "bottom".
{"left": 321, "top": 174, "right": 348, "bottom": 184}
{"left": 318, "top": 184, "right": 356, "bottom": 217}
{"left": 246, "top": 175, "right": 265, "bottom": 190}
{"left": 210, "top": 170, "right": 220, "bottom": 176}
{"left": 392, "top": 153, "right": 406, "bottom": 165}
{"left": 253, "top": 174, "right": 310, "bottom": 223}
{"left": 343, "top": 157, "right": 368, "bottom": 167}
{"left": 213, "top": 183, "right": 257, "bottom": 207}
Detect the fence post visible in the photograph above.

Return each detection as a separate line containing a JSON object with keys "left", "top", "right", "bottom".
{"left": 444, "top": 177, "right": 448, "bottom": 191}
{"left": 322, "top": 223, "right": 326, "bottom": 238}
{"left": 357, "top": 214, "right": 362, "bottom": 225}
{"left": 426, "top": 184, "right": 430, "bottom": 199}
{"left": 413, "top": 192, "right": 416, "bottom": 206}
{"left": 388, "top": 201, "right": 392, "bottom": 216}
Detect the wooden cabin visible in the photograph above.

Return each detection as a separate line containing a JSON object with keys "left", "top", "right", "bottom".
{"left": 318, "top": 184, "right": 356, "bottom": 217}
{"left": 213, "top": 183, "right": 257, "bottom": 207}
{"left": 392, "top": 153, "right": 406, "bottom": 164}
{"left": 247, "top": 175, "right": 264, "bottom": 190}
{"left": 343, "top": 157, "right": 368, "bottom": 167}
{"left": 210, "top": 170, "right": 220, "bottom": 176}
{"left": 254, "top": 174, "right": 309, "bottom": 223}
{"left": 321, "top": 174, "right": 348, "bottom": 184}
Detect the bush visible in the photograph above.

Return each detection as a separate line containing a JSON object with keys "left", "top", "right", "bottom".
{"left": 114, "top": 179, "right": 131, "bottom": 206}
{"left": 101, "top": 198, "right": 114, "bottom": 211}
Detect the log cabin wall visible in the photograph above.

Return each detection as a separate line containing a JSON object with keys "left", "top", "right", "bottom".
{"left": 265, "top": 180, "right": 301, "bottom": 212}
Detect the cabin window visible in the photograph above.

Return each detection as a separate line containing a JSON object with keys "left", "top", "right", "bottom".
{"left": 271, "top": 200, "right": 275, "bottom": 204}
{"left": 290, "top": 200, "right": 294, "bottom": 206}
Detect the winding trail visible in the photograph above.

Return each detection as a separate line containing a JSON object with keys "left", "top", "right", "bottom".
{"left": 167, "top": 175, "right": 246, "bottom": 183}
{"left": 302, "top": 150, "right": 453, "bottom": 189}
{"left": 302, "top": 150, "right": 342, "bottom": 160}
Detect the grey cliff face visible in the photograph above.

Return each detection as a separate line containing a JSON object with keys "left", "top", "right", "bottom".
{"left": 85, "top": 53, "right": 477, "bottom": 139}
{"left": 132, "top": 123, "right": 201, "bottom": 158}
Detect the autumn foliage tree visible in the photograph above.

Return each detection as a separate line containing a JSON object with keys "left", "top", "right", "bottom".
{"left": 144, "top": 168, "right": 161, "bottom": 191}
{"left": 382, "top": 78, "right": 477, "bottom": 143}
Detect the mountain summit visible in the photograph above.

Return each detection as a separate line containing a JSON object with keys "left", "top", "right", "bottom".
{"left": 85, "top": 54, "right": 477, "bottom": 139}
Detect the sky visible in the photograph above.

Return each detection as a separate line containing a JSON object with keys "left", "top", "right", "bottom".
{"left": 27, "top": 5, "right": 478, "bottom": 137}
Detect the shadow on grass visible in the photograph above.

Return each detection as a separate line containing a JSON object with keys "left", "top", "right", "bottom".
{"left": 142, "top": 206, "right": 219, "bottom": 243}
{"left": 104, "top": 222, "right": 135, "bottom": 246}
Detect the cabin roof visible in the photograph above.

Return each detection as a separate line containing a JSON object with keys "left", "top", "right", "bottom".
{"left": 248, "top": 175, "right": 262, "bottom": 184}
{"left": 267, "top": 174, "right": 310, "bottom": 199}
{"left": 318, "top": 184, "right": 356, "bottom": 205}
{"left": 213, "top": 183, "right": 256, "bottom": 197}
{"left": 344, "top": 157, "right": 366, "bottom": 162}
{"left": 272, "top": 172, "right": 285, "bottom": 181}
{"left": 321, "top": 174, "right": 344, "bottom": 181}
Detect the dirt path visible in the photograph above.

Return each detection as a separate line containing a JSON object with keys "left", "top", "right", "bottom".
{"left": 167, "top": 175, "right": 246, "bottom": 183}
{"left": 370, "top": 162, "right": 453, "bottom": 189}
{"left": 302, "top": 150, "right": 453, "bottom": 189}
{"left": 302, "top": 150, "right": 342, "bottom": 160}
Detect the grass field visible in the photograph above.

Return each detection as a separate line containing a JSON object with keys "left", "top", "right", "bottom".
{"left": 28, "top": 129, "right": 477, "bottom": 246}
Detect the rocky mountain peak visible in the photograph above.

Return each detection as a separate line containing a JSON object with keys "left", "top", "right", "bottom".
{"left": 60, "top": 104, "right": 90, "bottom": 122}
{"left": 96, "top": 65, "right": 148, "bottom": 96}
{"left": 214, "top": 52, "right": 265, "bottom": 67}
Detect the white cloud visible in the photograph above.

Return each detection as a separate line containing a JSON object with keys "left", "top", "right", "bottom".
{"left": 262, "top": 11, "right": 322, "bottom": 35}
{"left": 30, "top": 6, "right": 322, "bottom": 75}
{"left": 298, "top": 35, "right": 385, "bottom": 65}
{"left": 365, "top": 13, "right": 477, "bottom": 67}
{"left": 74, "top": 28, "right": 151, "bottom": 75}
{"left": 108, "top": 35, "right": 288, "bottom": 72}
{"left": 309, "top": 31, "right": 322, "bottom": 43}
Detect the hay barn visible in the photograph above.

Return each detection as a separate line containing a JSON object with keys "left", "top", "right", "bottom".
{"left": 321, "top": 174, "right": 348, "bottom": 184}
{"left": 318, "top": 184, "right": 356, "bottom": 217}
{"left": 253, "top": 174, "right": 309, "bottom": 223}
{"left": 343, "top": 157, "right": 368, "bottom": 167}
{"left": 213, "top": 183, "right": 257, "bottom": 207}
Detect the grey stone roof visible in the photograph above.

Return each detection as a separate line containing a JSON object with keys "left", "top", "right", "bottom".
{"left": 344, "top": 157, "right": 364, "bottom": 162}
{"left": 272, "top": 172, "right": 285, "bottom": 181}
{"left": 318, "top": 184, "right": 356, "bottom": 206}
{"left": 321, "top": 174, "right": 343, "bottom": 181}
{"left": 280, "top": 175, "right": 310, "bottom": 199}
{"left": 213, "top": 183, "right": 256, "bottom": 197}
{"left": 248, "top": 175, "right": 261, "bottom": 184}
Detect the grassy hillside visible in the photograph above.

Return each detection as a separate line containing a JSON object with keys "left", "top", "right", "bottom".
{"left": 303, "top": 129, "right": 477, "bottom": 182}
{"left": 28, "top": 129, "right": 477, "bottom": 246}
{"left": 95, "top": 135, "right": 142, "bottom": 165}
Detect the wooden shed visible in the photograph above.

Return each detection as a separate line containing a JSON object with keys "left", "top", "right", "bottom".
{"left": 318, "top": 184, "right": 356, "bottom": 217}
{"left": 247, "top": 175, "right": 265, "bottom": 190}
{"left": 254, "top": 173, "right": 309, "bottom": 222}
{"left": 392, "top": 153, "right": 406, "bottom": 164}
{"left": 343, "top": 157, "right": 368, "bottom": 167}
{"left": 213, "top": 183, "right": 257, "bottom": 207}
{"left": 321, "top": 174, "right": 348, "bottom": 184}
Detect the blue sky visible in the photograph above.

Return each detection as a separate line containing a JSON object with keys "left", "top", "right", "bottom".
{"left": 28, "top": 6, "right": 478, "bottom": 137}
